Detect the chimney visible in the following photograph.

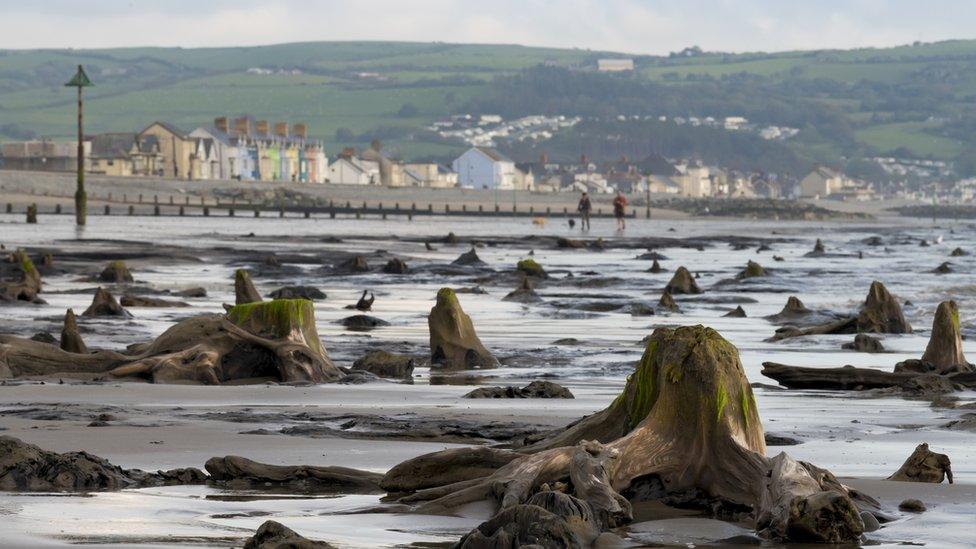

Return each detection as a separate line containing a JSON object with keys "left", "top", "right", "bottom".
{"left": 233, "top": 117, "right": 251, "bottom": 136}
{"left": 580, "top": 153, "right": 588, "bottom": 165}
{"left": 292, "top": 123, "right": 307, "bottom": 139}
{"left": 214, "top": 117, "right": 228, "bottom": 133}
{"left": 539, "top": 152, "right": 549, "bottom": 165}
{"left": 256, "top": 120, "right": 269, "bottom": 136}
{"left": 274, "top": 122, "right": 288, "bottom": 138}
{"left": 340, "top": 147, "right": 356, "bottom": 159}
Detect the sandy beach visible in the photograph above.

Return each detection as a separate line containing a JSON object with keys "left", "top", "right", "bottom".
{"left": 1, "top": 207, "right": 974, "bottom": 547}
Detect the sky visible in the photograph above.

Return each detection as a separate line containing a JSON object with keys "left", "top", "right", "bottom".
{"left": 0, "top": 0, "right": 973, "bottom": 54}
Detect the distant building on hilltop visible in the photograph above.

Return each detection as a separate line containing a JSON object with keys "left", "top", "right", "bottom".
{"left": 597, "top": 59, "right": 635, "bottom": 72}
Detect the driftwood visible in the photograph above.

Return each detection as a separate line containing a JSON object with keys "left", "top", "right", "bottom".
{"left": 383, "top": 326, "right": 876, "bottom": 544}
{"left": 764, "top": 300, "right": 976, "bottom": 393}
{"left": 768, "top": 281, "right": 908, "bottom": 341}
{"left": 0, "top": 299, "right": 342, "bottom": 384}
{"left": 205, "top": 455, "right": 383, "bottom": 493}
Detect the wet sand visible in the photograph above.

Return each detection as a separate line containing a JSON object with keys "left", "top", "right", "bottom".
{"left": 1, "top": 212, "right": 975, "bottom": 547}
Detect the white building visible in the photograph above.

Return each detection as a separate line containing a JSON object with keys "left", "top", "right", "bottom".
{"left": 799, "top": 167, "right": 845, "bottom": 198}
{"left": 452, "top": 147, "right": 532, "bottom": 190}
{"left": 329, "top": 157, "right": 380, "bottom": 185}
{"left": 597, "top": 59, "right": 635, "bottom": 72}
{"left": 674, "top": 166, "right": 712, "bottom": 197}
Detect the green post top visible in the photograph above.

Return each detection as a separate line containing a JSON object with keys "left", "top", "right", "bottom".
{"left": 65, "top": 65, "right": 93, "bottom": 88}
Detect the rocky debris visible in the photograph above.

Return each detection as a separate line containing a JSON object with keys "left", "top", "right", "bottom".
{"left": 888, "top": 443, "right": 952, "bottom": 484}
{"left": 950, "top": 247, "right": 968, "bottom": 257}
{"left": 463, "top": 380, "right": 574, "bottom": 399}
{"left": 268, "top": 286, "right": 326, "bottom": 301}
{"left": 425, "top": 242, "right": 436, "bottom": 251}
{"left": 630, "top": 303, "right": 655, "bottom": 316}
{"left": 765, "top": 433, "right": 802, "bottom": 446}
{"left": 444, "top": 232, "right": 461, "bottom": 244}
{"left": 863, "top": 236, "right": 884, "bottom": 246}
{"left": 503, "top": 277, "right": 542, "bottom": 303}
{"left": 338, "top": 314, "right": 389, "bottom": 332}
{"left": 98, "top": 260, "right": 133, "bottom": 283}
{"left": 516, "top": 258, "right": 547, "bottom": 279}
{"left": 234, "top": 269, "right": 262, "bottom": 305}
{"left": 262, "top": 254, "right": 280, "bottom": 268}
{"left": 31, "top": 332, "right": 57, "bottom": 345}
{"left": 557, "top": 237, "right": 586, "bottom": 249}
{"left": 453, "top": 248, "right": 486, "bottom": 266}
{"left": 898, "top": 499, "right": 926, "bottom": 513}
{"left": 664, "top": 266, "right": 702, "bottom": 294}
{"left": 757, "top": 244, "right": 772, "bottom": 253}
{"left": 382, "top": 258, "right": 410, "bottom": 274}
{"left": 336, "top": 255, "right": 370, "bottom": 273}
{"left": 842, "top": 334, "right": 884, "bottom": 353}
{"left": 919, "top": 239, "right": 930, "bottom": 247}
{"left": 857, "top": 281, "right": 911, "bottom": 334}
{"left": 736, "top": 260, "right": 767, "bottom": 280}
{"left": 59, "top": 309, "right": 87, "bottom": 353}
{"left": 773, "top": 255, "right": 784, "bottom": 262}
{"left": 120, "top": 294, "right": 191, "bottom": 307}
{"left": 205, "top": 455, "right": 383, "bottom": 493}
{"left": 896, "top": 301, "right": 972, "bottom": 375}
{"left": 724, "top": 306, "right": 747, "bottom": 318}
{"left": 647, "top": 259, "right": 663, "bottom": 273}
{"left": 428, "top": 288, "right": 497, "bottom": 370}
{"left": 658, "top": 291, "right": 680, "bottom": 313}
{"left": 552, "top": 338, "right": 579, "bottom": 345}
{"left": 0, "top": 435, "right": 205, "bottom": 492}
{"left": 0, "top": 250, "right": 43, "bottom": 303}
{"left": 351, "top": 350, "right": 415, "bottom": 379}
{"left": 933, "top": 262, "right": 952, "bottom": 274}
{"left": 175, "top": 287, "right": 207, "bottom": 298}
{"left": 637, "top": 251, "right": 667, "bottom": 260}
{"left": 244, "top": 520, "right": 335, "bottom": 549}
{"left": 82, "top": 288, "right": 132, "bottom": 318}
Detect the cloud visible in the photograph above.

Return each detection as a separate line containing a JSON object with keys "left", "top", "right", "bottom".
{"left": 0, "top": 0, "right": 972, "bottom": 53}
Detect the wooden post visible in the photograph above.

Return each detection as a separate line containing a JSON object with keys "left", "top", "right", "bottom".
{"left": 203, "top": 206, "right": 210, "bottom": 216}
{"left": 128, "top": 205, "right": 134, "bottom": 216}
{"left": 55, "top": 204, "right": 62, "bottom": 214}
{"left": 73, "top": 79, "right": 86, "bottom": 226}
{"left": 104, "top": 204, "right": 110, "bottom": 215}
{"left": 153, "top": 205, "right": 160, "bottom": 216}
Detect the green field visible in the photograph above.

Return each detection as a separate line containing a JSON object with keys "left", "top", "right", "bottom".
{"left": 2, "top": 39, "right": 976, "bottom": 168}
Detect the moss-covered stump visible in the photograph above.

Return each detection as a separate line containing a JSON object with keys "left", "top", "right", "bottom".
{"left": 234, "top": 269, "right": 262, "bottom": 305}
{"left": 736, "top": 260, "right": 766, "bottom": 280}
{"left": 428, "top": 288, "right": 497, "bottom": 370}
{"left": 82, "top": 287, "right": 131, "bottom": 318}
{"left": 516, "top": 258, "right": 547, "bottom": 279}
{"left": 664, "top": 266, "right": 702, "bottom": 294}
{"left": 98, "top": 260, "right": 133, "bottom": 283}
{"left": 811, "top": 238, "right": 825, "bottom": 254}
{"left": 657, "top": 290, "right": 679, "bottom": 313}
{"left": 896, "top": 300, "right": 972, "bottom": 375}
{"left": 887, "top": 443, "right": 953, "bottom": 484}
{"left": 0, "top": 250, "right": 42, "bottom": 303}
{"left": 60, "top": 308, "right": 87, "bottom": 353}
{"left": 26, "top": 203, "right": 37, "bottom": 224}
{"left": 857, "top": 281, "right": 911, "bottom": 334}
{"left": 387, "top": 325, "right": 875, "bottom": 545}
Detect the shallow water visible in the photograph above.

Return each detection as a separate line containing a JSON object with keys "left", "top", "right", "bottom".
{"left": 1, "top": 212, "right": 975, "bottom": 547}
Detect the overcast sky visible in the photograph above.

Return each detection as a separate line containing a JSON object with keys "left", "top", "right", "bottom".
{"left": 0, "top": 0, "right": 972, "bottom": 54}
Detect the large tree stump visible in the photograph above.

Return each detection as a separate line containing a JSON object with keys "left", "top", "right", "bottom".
{"left": 428, "top": 288, "right": 497, "bottom": 370}
{"left": 98, "top": 260, "right": 133, "bottom": 283}
{"left": 390, "top": 326, "right": 872, "bottom": 544}
{"left": 897, "top": 301, "right": 972, "bottom": 374}
{"left": 0, "top": 250, "right": 42, "bottom": 303}
{"left": 664, "top": 266, "right": 701, "bottom": 294}
{"left": 82, "top": 287, "right": 131, "bottom": 318}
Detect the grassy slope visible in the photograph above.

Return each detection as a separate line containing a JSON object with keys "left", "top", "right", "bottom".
{"left": 1, "top": 39, "right": 974, "bottom": 162}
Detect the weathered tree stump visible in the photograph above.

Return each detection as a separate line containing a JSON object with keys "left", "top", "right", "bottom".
{"left": 0, "top": 250, "right": 42, "bottom": 303}
{"left": 428, "top": 288, "right": 497, "bottom": 370}
{"left": 664, "top": 266, "right": 701, "bottom": 294}
{"left": 234, "top": 269, "right": 262, "bottom": 305}
{"left": 888, "top": 443, "right": 952, "bottom": 484}
{"left": 59, "top": 308, "right": 87, "bottom": 353}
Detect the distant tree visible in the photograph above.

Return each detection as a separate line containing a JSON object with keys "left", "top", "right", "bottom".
{"left": 370, "top": 138, "right": 382, "bottom": 152}
{"left": 335, "top": 127, "right": 355, "bottom": 142}
{"left": 397, "top": 103, "right": 419, "bottom": 117}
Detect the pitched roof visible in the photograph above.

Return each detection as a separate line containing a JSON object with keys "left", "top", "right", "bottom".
{"left": 636, "top": 153, "right": 680, "bottom": 176}
{"left": 473, "top": 146, "right": 513, "bottom": 163}
{"left": 140, "top": 120, "right": 187, "bottom": 138}
{"left": 89, "top": 133, "right": 154, "bottom": 158}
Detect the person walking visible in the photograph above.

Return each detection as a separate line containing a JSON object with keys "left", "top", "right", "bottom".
{"left": 577, "top": 192, "right": 592, "bottom": 231}
{"left": 613, "top": 191, "right": 628, "bottom": 231}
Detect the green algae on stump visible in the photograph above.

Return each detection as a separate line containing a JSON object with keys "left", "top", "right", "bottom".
{"left": 428, "top": 288, "right": 497, "bottom": 370}
{"left": 98, "top": 260, "right": 133, "bottom": 283}
{"left": 516, "top": 258, "right": 547, "bottom": 279}
{"left": 0, "top": 250, "right": 42, "bottom": 303}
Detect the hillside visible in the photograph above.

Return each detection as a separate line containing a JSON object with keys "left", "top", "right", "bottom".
{"left": 1, "top": 39, "right": 975, "bottom": 176}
